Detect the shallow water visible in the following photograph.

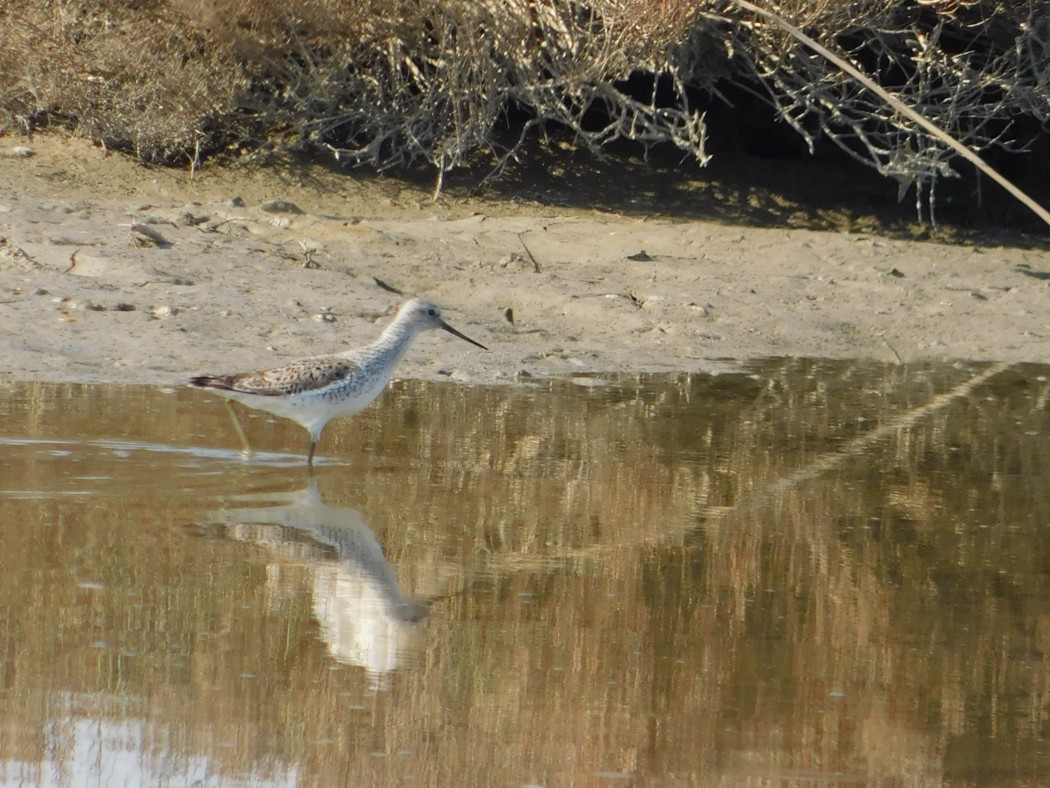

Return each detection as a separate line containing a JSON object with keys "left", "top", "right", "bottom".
{"left": 1, "top": 359, "right": 1049, "bottom": 785}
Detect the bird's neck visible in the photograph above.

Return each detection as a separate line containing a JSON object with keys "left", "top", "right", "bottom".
{"left": 361, "top": 314, "right": 420, "bottom": 364}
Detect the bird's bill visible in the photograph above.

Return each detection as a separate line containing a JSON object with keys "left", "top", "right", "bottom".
{"left": 440, "top": 321, "right": 487, "bottom": 350}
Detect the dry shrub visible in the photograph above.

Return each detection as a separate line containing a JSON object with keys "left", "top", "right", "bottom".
{"left": 0, "top": 0, "right": 1048, "bottom": 219}
{"left": 0, "top": 1, "right": 240, "bottom": 159}
{"left": 724, "top": 0, "right": 1050, "bottom": 222}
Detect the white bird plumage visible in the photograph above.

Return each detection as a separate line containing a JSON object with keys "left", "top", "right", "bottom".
{"left": 189, "top": 299, "right": 486, "bottom": 463}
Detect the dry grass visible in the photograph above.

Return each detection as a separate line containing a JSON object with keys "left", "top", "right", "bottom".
{"left": 1, "top": 1, "right": 1048, "bottom": 220}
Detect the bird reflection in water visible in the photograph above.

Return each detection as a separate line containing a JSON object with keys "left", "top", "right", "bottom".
{"left": 207, "top": 478, "right": 427, "bottom": 689}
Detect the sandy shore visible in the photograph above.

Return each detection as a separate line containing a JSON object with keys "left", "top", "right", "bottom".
{"left": 1, "top": 135, "right": 1049, "bottom": 387}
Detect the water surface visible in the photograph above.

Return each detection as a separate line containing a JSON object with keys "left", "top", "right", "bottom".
{"left": 1, "top": 359, "right": 1049, "bottom": 785}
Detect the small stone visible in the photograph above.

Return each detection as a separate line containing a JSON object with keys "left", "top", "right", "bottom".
{"left": 260, "top": 199, "right": 303, "bottom": 215}
{"left": 61, "top": 297, "right": 96, "bottom": 311}
{"left": 147, "top": 304, "right": 176, "bottom": 319}
{"left": 229, "top": 195, "right": 245, "bottom": 207}
{"left": 177, "top": 211, "right": 210, "bottom": 226}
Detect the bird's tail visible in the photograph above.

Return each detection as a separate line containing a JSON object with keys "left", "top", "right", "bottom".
{"left": 189, "top": 375, "right": 235, "bottom": 391}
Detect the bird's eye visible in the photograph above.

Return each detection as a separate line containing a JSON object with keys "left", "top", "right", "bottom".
{"left": 427, "top": 308, "right": 437, "bottom": 316}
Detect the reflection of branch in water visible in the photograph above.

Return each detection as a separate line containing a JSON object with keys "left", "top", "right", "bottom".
{"left": 740, "top": 361, "right": 1010, "bottom": 511}
{"left": 208, "top": 480, "right": 426, "bottom": 689}
{"left": 475, "top": 362, "right": 1012, "bottom": 577}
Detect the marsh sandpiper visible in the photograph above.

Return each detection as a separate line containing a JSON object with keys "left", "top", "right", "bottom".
{"left": 189, "top": 299, "right": 486, "bottom": 463}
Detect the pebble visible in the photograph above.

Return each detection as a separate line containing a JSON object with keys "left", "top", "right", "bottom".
{"left": 147, "top": 304, "right": 176, "bottom": 319}
{"left": 177, "top": 211, "right": 210, "bottom": 226}
{"left": 57, "top": 297, "right": 97, "bottom": 311}
{"left": 497, "top": 252, "right": 538, "bottom": 273}
{"left": 260, "top": 199, "right": 304, "bottom": 215}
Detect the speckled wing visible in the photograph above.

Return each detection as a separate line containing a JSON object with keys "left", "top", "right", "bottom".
{"left": 190, "top": 357, "right": 361, "bottom": 397}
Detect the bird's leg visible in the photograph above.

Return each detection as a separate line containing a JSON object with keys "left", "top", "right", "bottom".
{"left": 224, "top": 400, "right": 253, "bottom": 457}
{"left": 306, "top": 439, "right": 317, "bottom": 466}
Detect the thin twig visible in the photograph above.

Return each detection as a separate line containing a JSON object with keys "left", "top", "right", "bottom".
{"left": 516, "top": 232, "right": 541, "bottom": 273}
{"left": 728, "top": 0, "right": 1050, "bottom": 230}
{"left": 431, "top": 155, "right": 445, "bottom": 202}
{"left": 877, "top": 332, "right": 903, "bottom": 364}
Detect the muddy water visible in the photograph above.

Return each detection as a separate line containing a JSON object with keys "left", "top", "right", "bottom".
{"left": 1, "top": 359, "right": 1049, "bottom": 785}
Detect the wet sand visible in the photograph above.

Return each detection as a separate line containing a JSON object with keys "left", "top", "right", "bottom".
{"left": 1, "top": 135, "right": 1048, "bottom": 386}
